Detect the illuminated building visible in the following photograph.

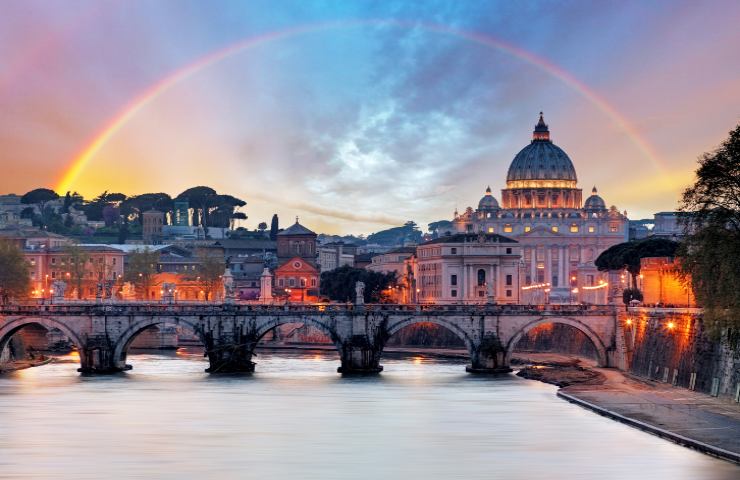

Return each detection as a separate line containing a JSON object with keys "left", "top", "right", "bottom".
{"left": 453, "top": 113, "right": 628, "bottom": 303}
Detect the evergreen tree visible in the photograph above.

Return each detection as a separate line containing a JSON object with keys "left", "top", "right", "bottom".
{"left": 270, "top": 214, "right": 279, "bottom": 240}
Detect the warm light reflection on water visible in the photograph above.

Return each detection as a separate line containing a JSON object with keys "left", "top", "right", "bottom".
{"left": 0, "top": 349, "right": 737, "bottom": 479}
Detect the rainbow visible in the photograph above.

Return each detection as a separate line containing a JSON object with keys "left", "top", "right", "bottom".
{"left": 56, "top": 19, "right": 662, "bottom": 193}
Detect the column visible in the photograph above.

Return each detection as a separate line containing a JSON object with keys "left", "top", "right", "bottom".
{"left": 559, "top": 247, "right": 565, "bottom": 287}
{"left": 545, "top": 247, "right": 552, "bottom": 286}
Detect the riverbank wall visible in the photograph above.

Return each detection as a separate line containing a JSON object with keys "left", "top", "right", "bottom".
{"left": 622, "top": 308, "right": 739, "bottom": 400}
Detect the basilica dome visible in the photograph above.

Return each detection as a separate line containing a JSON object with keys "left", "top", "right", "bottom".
{"left": 506, "top": 113, "right": 577, "bottom": 186}
{"left": 478, "top": 186, "right": 500, "bottom": 210}
{"left": 584, "top": 186, "right": 607, "bottom": 211}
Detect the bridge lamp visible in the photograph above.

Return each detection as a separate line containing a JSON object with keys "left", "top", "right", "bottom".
{"left": 571, "top": 288, "right": 578, "bottom": 294}
{"left": 625, "top": 318, "right": 632, "bottom": 326}
{"left": 667, "top": 321, "right": 676, "bottom": 330}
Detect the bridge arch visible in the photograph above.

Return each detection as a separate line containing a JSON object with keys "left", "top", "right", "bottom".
{"left": 113, "top": 316, "right": 205, "bottom": 368}
{"left": 0, "top": 316, "right": 86, "bottom": 367}
{"left": 253, "top": 316, "right": 342, "bottom": 350}
{"left": 505, "top": 316, "right": 608, "bottom": 367}
{"left": 386, "top": 316, "right": 475, "bottom": 355}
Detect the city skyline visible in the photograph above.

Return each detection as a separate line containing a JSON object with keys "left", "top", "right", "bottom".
{"left": 1, "top": 0, "right": 739, "bottom": 235}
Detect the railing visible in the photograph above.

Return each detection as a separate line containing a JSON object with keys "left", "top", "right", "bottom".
{"left": 0, "top": 302, "right": 617, "bottom": 316}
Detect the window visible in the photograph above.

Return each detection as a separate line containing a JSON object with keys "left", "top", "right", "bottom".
{"left": 504, "top": 224, "right": 513, "bottom": 233}
{"left": 311, "top": 278, "right": 317, "bottom": 287}
{"left": 588, "top": 226, "right": 595, "bottom": 233}
{"left": 450, "top": 247, "right": 457, "bottom": 254}
{"left": 450, "top": 274, "right": 457, "bottom": 286}
{"left": 506, "top": 247, "right": 512, "bottom": 254}
{"left": 51, "top": 257, "right": 56, "bottom": 265}
{"left": 506, "top": 274, "right": 512, "bottom": 286}
{"left": 487, "top": 227, "right": 494, "bottom": 233}
{"left": 552, "top": 275, "right": 558, "bottom": 287}
{"left": 477, "top": 269, "right": 486, "bottom": 286}
{"left": 478, "top": 291, "right": 485, "bottom": 297}
{"left": 570, "top": 224, "right": 579, "bottom": 233}
{"left": 451, "top": 289, "right": 457, "bottom": 298}
{"left": 506, "top": 289, "right": 512, "bottom": 297}
{"left": 300, "top": 278, "right": 306, "bottom": 287}
{"left": 278, "top": 278, "right": 284, "bottom": 287}
{"left": 524, "top": 226, "right": 531, "bottom": 233}
{"left": 587, "top": 274, "right": 595, "bottom": 286}
{"left": 551, "top": 226, "right": 559, "bottom": 233}
{"left": 609, "top": 224, "right": 619, "bottom": 232}
{"left": 289, "top": 278, "right": 296, "bottom": 287}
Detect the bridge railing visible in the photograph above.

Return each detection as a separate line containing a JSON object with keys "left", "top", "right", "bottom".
{"left": 0, "top": 302, "right": 617, "bottom": 316}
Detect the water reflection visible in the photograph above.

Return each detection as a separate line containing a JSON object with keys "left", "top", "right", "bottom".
{"left": 0, "top": 350, "right": 737, "bottom": 479}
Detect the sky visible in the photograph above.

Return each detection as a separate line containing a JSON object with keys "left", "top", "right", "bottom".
{"left": 0, "top": 0, "right": 738, "bottom": 235}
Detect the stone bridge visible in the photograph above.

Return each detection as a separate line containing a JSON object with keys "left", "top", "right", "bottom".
{"left": 0, "top": 303, "right": 621, "bottom": 374}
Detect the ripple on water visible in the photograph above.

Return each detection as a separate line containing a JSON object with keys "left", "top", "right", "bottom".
{"left": 0, "top": 350, "right": 737, "bottom": 480}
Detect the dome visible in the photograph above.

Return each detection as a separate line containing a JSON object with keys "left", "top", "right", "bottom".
{"left": 584, "top": 186, "right": 606, "bottom": 211}
{"left": 477, "top": 186, "right": 500, "bottom": 210}
{"left": 506, "top": 113, "right": 578, "bottom": 185}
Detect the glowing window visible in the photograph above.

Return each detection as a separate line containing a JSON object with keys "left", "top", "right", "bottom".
{"left": 609, "top": 225, "right": 619, "bottom": 232}
{"left": 551, "top": 226, "right": 559, "bottom": 233}
{"left": 570, "top": 225, "right": 579, "bottom": 233}
{"left": 588, "top": 226, "right": 595, "bottom": 233}
{"left": 504, "top": 224, "right": 513, "bottom": 233}
{"left": 487, "top": 227, "right": 494, "bottom": 233}
{"left": 524, "top": 226, "right": 531, "bottom": 232}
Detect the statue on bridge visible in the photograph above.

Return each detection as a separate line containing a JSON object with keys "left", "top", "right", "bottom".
{"left": 51, "top": 280, "right": 66, "bottom": 302}
{"left": 355, "top": 281, "right": 365, "bottom": 306}
{"left": 222, "top": 268, "right": 235, "bottom": 304}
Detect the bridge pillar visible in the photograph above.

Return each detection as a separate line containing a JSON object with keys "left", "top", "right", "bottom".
{"left": 203, "top": 329, "right": 257, "bottom": 374}
{"left": 337, "top": 335, "right": 383, "bottom": 374}
{"left": 78, "top": 337, "right": 126, "bottom": 374}
{"left": 467, "top": 334, "right": 512, "bottom": 374}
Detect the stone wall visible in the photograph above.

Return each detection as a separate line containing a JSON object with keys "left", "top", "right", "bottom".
{"left": 625, "top": 309, "right": 740, "bottom": 399}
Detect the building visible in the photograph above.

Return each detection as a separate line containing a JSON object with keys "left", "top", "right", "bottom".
{"left": 410, "top": 233, "right": 521, "bottom": 304}
{"left": 277, "top": 219, "right": 318, "bottom": 265}
{"left": 0, "top": 194, "right": 31, "bottom": 227}
{"left": 274, "top": 257, "right": 320, "bottom": 302}
{"left": 142, "top": 210, "right": 165, "bottom": 244}
{"left": 629, "top": 212, "right": 685, "bottom": 240}
{"left": 317, "top": 242, "right": 355, "bottom": 272}
{"left": 24, "top": 245, "right": 125, "bottom": 300}
{"left": 366, "top": 247, "right": 416, "bottom": 275}
{"left": 639, "top": 257, "right": 696, "bottom": 307}
{"left": 452, "top": 113, "right": 628, "bottom": 303}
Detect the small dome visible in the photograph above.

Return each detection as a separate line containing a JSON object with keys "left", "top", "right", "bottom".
{"left": 506, "top": 113, "right": 578, "bottom": 184}
{"left": 477, "top": 186, "right": 500, "bottom": 211}
{"left": 584, "top": 186, "right": 606, "bottom": 211}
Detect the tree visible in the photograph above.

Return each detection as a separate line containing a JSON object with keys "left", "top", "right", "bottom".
{"left": 270, "top": 214, "right": 279, "bottom": 240}
{"left": 176, "top": 186, "right": 217, "bottom": 229}
{"left": 193, "top": 252, "right": 225, "bottom": 301}
{"left": 678, "top": 123, "right": 740, "bottom": 330}
{"left": 121, "top": 193, "right": 173, "bottom": 225}
{"left": 20, "top": 188, "right": 59, "bottom": 211}
{"left": 0, "top": 241, "right": 30, "bottom": 303}
{"left": 320, "top": 265, "right": 397, "bottom": 303}
{"left": 595, "top": 238, "right": 679, "bottom": 287}
{"left": 367, "top": 221, "right": 422, "bottom": 246}
{"left": 258, "top": 222, "right": 268, "bottom": 232}
{"left": 60, "top": 244, "right": 90, "bottom": 299}
{"left": 124, "top": 249, "right": 160, "bottom": 300}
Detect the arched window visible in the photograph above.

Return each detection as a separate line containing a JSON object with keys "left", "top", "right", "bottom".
{"left": 477, "top": 269, "right": 486, "bottom": 286}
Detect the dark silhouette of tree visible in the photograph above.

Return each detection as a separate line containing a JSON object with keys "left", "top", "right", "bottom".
{"left": 121, "top": 193, "right": 173, "bottom": 225}
{"left": 258, "top": 222, "right": 268, "bottom": 232}
{"left": 320, "top": 265, "right": 396, "bottom": 303}
{"left": 678, "top": 123, "right": 740, "bottom": 330}
{"left": 60, "top": 244, "right": 90, "bottom": 299}
{"left": 20, "top": 188, "right": 59, "bottom": 211}
{"left": 595, "top": 238, "right": 679, "bottom": 287}
{"left": 0, "top": 241, "right": 30, "bottom": 304}
{"left": 270, "top": 214, "right": 279, "bottom": 240}
{"left": 176, "top": 186, "right": 217, "bottom": 229}
{"left": 367, "top": 221, "right": 421, "bottom": 246}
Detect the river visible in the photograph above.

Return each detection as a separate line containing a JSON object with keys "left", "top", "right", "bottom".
{"left": 0, "top": 349, "right": 737, "bottom": 479}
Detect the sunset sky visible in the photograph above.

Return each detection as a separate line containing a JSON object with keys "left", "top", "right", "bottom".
{"left": 1, "top": 0, "right": 738, "bottom": 235}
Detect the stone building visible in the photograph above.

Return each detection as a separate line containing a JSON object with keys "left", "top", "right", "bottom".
{"left": 317, "top": 242, "right": 355, "bottom": 272}
{"left": 142, "top": 209, "right": 165, "bottom": 244}
{"left": 639, "top": 257, "right": 696, "bottom": 307}
{"left": 409, "top": 233, "right": 521, "bottom": 304}
{"left": 452, "top": 113, "right": 628, "bottom": 303}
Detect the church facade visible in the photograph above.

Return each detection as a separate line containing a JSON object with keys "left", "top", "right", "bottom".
{"left": 452, "top": 114, "right": 628, "bottom": 303}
